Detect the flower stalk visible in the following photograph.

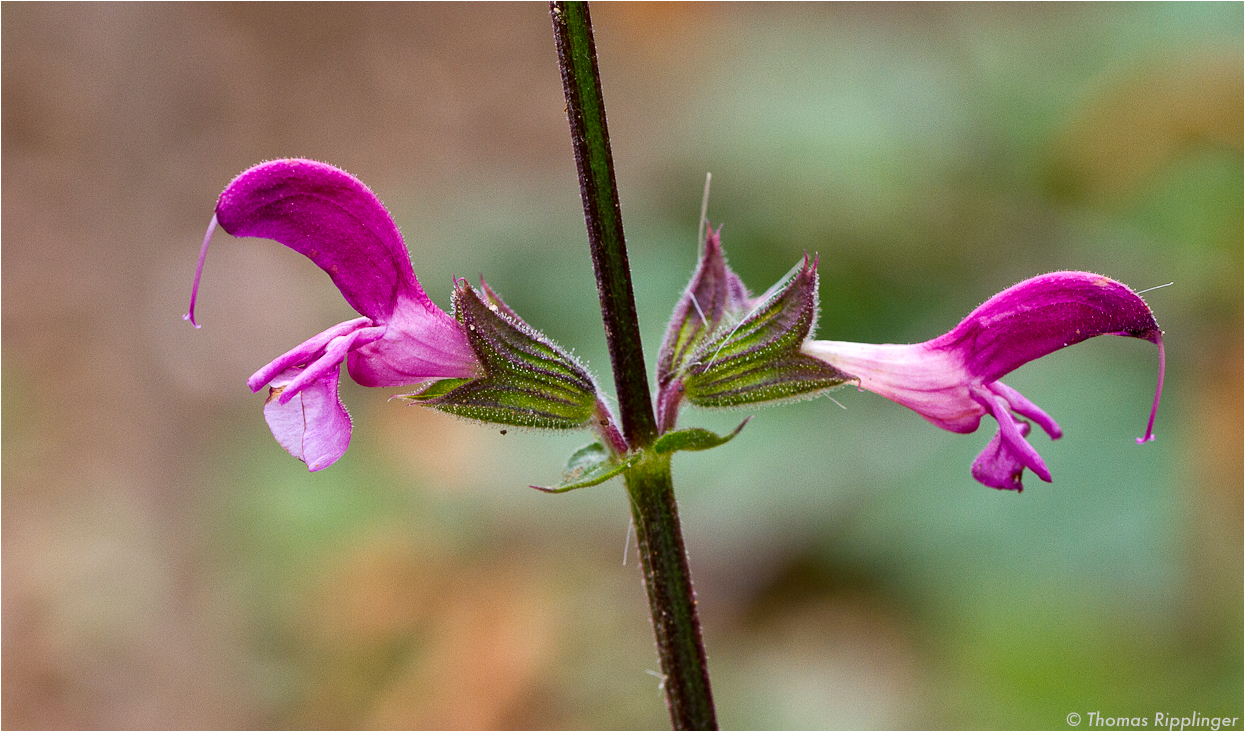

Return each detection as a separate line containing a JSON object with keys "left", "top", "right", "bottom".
{"left": 551, "top": 2, "right": 717, "bottom": 728}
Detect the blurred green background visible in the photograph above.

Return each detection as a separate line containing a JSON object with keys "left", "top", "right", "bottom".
{"left": 3, "top": 3, "right": 1240, "bottom": 729}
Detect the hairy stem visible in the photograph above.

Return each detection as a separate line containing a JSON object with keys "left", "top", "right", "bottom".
{"left": 624, "top": 453, "right": 718, "bottom": 730}
{"left": 550, "top": 2, "right": 717, "bottom": 728}
{"left": 550, "top": 0, "right": 656, "bottom": 450}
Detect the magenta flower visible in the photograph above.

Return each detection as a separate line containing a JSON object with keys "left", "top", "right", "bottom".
{"left": 802, "top": 272, "right": 1165, "bottom": 491}
{"left": 186, "top": 159, "right": 480, "bottom": 470}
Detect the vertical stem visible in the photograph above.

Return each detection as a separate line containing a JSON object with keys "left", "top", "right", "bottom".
{"left": 550, "top": 0, "right": 656, "bottom": 450}
{"left": 625, "top": 454, "right": 718, "bottom": 730}
{"left": 550, "top": 3, "right": 718, "bottom": 729}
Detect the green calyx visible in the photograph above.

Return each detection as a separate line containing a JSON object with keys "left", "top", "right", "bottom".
{"left": 679, "top": 256, "right": 850, "bottom": 408}
{"left": 401, "top": 280, "right": 600, "bottom": 429}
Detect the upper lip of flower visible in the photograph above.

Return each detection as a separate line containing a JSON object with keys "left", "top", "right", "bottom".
{"left": 802, "top": 271, "right": 1165, "bottom": 491}
{"left": 186, "top": 158, "right": 480, "bottom": 470}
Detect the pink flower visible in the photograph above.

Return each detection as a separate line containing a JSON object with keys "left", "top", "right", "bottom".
{"left": 802, "top": 272, "right": 1165, "bottom": 490}
{"left": 186, "top": 159, "right": 480, "bottom": 470}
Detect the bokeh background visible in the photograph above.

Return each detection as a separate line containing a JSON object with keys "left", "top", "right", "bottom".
{"left": 3, "top": 3, "right": 1241, "bottom": 729}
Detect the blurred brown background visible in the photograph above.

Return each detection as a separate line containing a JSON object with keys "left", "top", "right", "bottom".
{"left": 3, "top": 3, "right": 1241, "bottom": 729}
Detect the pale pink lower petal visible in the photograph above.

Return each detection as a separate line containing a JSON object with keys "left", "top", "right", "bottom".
{"left": 263, "top": 370, "right": 308, "bottom": 462}
{"left": 263, "top": 366, "right": 352, "bottom": 472}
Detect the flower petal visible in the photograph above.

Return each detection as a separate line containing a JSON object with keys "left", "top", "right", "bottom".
{"left": 801, "top": 340, "right": 985, "bottom": 433}
{"left": 263, "top": 366, "right": 352, "bottom": 472}
{"left": 247, "top": 316, "right": 373, "bottom": 393}
{"left": 988, "top": 380, "right": 1062, "bottom": 440}
{"left": 276, "top": 325, "right": 386, "bottom": 405}
{"left": 973, "top": 386, "right": 1053, "bottom": 484}
{"left": 971, "top": 420, "right": 1034, "bottom": 492}
{"left": 345, "top": 295, "right": 481, "bottom": 387}
{"left": 931, "top": 271, "right": 1162, "bottom": 384}
{"left": 805, "top": 271, "right": 1163, "bottom": 491}
{"left": 214, "top": 159, "right": 432, "bottom": 323}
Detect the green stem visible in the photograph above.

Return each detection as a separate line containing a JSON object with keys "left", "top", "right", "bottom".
{"left": 624, "top": 453, "right": 718, "bottom": 730}
{"left": 550, "top": 3, "right": 718, "bottom": 728}
{"left": 550, "top": 0, "right": 656, "bottom": 450}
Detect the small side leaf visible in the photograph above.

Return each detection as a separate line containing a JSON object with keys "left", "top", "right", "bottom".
{"left": 532, "top": 441, "right": 629, "bottom": 493}
{"left": 652, "top": 417, "right": 751, "bottom": 455}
